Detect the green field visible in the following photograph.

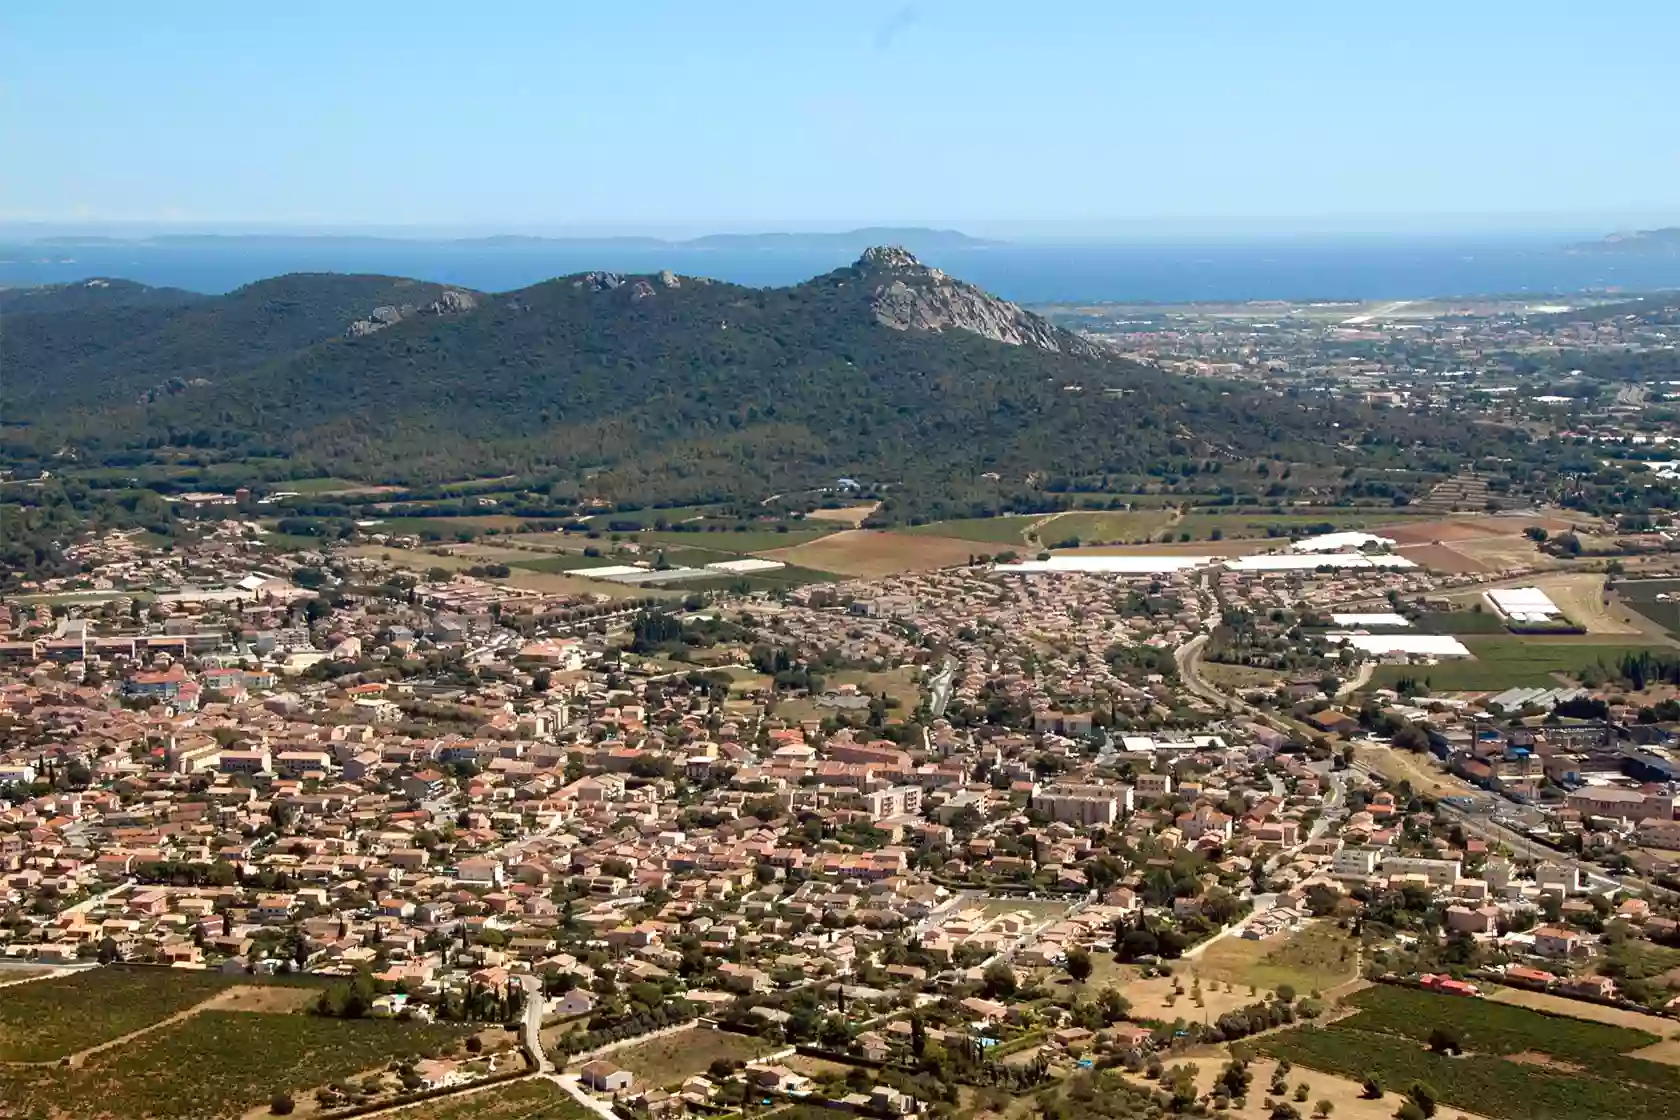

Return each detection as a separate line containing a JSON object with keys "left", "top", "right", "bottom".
{"left": 0, "top": 967, "right": 236, "bottom": 1061}
{"left": 1258, "top": 984, "right": 1680, "bottom": 1120}
{"left": 1412, "top": 610, "right": 1509, "bottom": 635}
{"left": 900, "top": 517, "right": 1036, "bottom": 544}
{"left": 0, "top": 1010, "right": 469, "bottom": 1120}
{"left": 1369, "top": 635, "right": 1668, "bottom": 691}
{"left": 506, "top": 552, "right": 616, "bottom": 573}
{"left": 1037, "top": 510, "right": 1177, "bottom": 545}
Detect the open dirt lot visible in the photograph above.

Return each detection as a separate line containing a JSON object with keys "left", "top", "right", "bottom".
{"left": 1487, "top": 986, "right": 1680, "bottom": 1038}
{"left": 1356, "top": 745, "right": 1478, "bottom": 798}
{"left": 1192, "top": 922, "right": 1361, "bottom": 994}
{"left": 1123, "top": 1055, "right": 1497, "bottom": 1120}
{"left": 597, "top": 1026, "right": 769, "bottom": 1089}
{"left": 1120, "top": 974, "right": 1267, "bottom": 1022}
{"left": 760, "top": 529, "right": 980, "bottom": 577}
{"left": 807, "top": 503, "right": 880, "bottom": 526}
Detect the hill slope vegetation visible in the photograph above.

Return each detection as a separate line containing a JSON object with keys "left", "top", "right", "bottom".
{"left": 2, "top": 249, "right": 1455, "bottom": 514}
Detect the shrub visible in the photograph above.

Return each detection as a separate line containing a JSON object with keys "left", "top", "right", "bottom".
{"left": 270, "top": 1094, "right": 296, "bottom": 1116}
{"left": 1363, "top": 1075, "right": 1384, "bottom": 1099}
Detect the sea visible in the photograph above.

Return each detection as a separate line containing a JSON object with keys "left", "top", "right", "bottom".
{"left": 3, "top": 235, "right": 1679, "bottom": 304}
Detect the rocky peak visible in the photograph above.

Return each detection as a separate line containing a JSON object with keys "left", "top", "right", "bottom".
{"left": 857, "top": 245, "right": 931, "bottom": 273}
{"left": 853, "top": 245, "right": 1100, "bottom": 359}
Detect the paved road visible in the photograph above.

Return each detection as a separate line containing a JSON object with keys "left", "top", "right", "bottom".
{"left": 1335, "top": 660, "right": 1376, "bottom": 697}
{"left": 519, "top": 974, "right": 552, "bottom": 1073}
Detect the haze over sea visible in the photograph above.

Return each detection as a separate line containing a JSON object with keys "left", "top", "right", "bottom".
{"left": 3, "top": 235, "right": 1679, "bottom": 304}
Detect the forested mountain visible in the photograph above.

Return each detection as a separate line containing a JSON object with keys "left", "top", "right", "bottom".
{"left": 0, "top": 277, "right": 204, "bottom": 313}
{"left": 2, "top": 249, "right": 1439, "bottom": 510}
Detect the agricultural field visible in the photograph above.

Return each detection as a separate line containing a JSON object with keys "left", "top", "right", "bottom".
{"left": 1191, "top": 921, "right": 1361, "bottom": 994}
{"left": 0, "top": 1010, "right": 469, "bottom": 1120}
{"left": 1485, "top": 986, "right": 1680, "bottom": 1039}
{"left": 1036, "top": 510, "right": 1177, "bottom": 546}
{"left": 601, "top": 1026, "right": 769, "bottom": 1090}
{"left": 1616, "top": 578, "right": 1680, "bottom": 637}
{"left": 760, "top": 529, "right": 983, "bottom": 578}
{"left": 1172, "top": 510, "right": 1429, "bottom": 542}
{"left": 1257, "top": 983, "right": 1680, "bottom": 1120}
{"left": 387, "top": 1077, "right": 591, "bottom": 1120}
{"left": 1368, "top": 635, "right": 1670, "bottom": 691}
{"left": 900, "top": 516, "right": 1034, "bottom": 545}
{"left": 0, "top": 967, "right": 236, "bottom": 1062}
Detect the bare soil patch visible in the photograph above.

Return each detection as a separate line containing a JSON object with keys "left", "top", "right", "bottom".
{"left": 1398, "top": 543, "right": 1489, "bottom": 573}
{"left": 807, "top": 503, "right": 880, "bottom": 526}
{"left": 1505, "top": 1049, "right": 1585, "bottom": 1073}
{"left": 1384, "top": 519, "right": 1501, "bottom": 544}
{"left": 1631, "top": 1039, "right": 1680, "bottom": 1066}
{"left": 761, "top": 529, "right": 979, "bottom": 577}
{"left": 204, "top": 985, "right": 319, "bottom": 1014}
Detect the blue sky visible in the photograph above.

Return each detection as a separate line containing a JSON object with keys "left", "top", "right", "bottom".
{"left": 4, "top": 1, "right": 1678, "bottom": 235}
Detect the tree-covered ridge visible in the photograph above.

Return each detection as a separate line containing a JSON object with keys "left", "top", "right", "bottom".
{"left": 2, "top": 251, "right": 1464, "bottom": 512}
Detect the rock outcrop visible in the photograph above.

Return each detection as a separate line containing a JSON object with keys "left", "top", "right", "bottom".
{"left": 855, "top": 246, "right": 1099, "bottom": 358}
{"left": 346, "top": 289, "right": 479, "bottom": 337}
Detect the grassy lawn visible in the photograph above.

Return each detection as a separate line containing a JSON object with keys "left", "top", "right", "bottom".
{"left": 1258, "top": 984, "right": 1680, "bottom": 1120}
{"left": 1369, "top": 635, "right": 1668, "bottom": 691}
{"left": 900, "top": 517, "right": 1035, "bottom": 545}
{"left": 0, "top": 967, "right": 235, "bottom": 1061}
{"left": 0, "top": 1010, "right": 469, "bottom": 1120}
{"left": 388, "top": 1077, "right": 591, "bottom": 1119}
{"left": 1192, "top": 922, "right": 1359, "bottom": 994}
{"left": 597, "top": 1027, "right": 769, "bottom": 1089}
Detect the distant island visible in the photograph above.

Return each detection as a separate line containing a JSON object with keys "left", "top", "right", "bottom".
{"left": 28, "top": 226, "right": 1001, "bottom": 253}
{"left": 1568, "top": 227, "right": 1680, "bottom": 255}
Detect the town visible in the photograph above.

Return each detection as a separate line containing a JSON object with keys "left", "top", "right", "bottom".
{"left": 4, "top": 498, "right": 1680, "bottom": 1120}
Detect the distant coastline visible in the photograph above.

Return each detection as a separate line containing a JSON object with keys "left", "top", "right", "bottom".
{"left": 7, "top": 231, "right": 1680, "bottom": 304}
